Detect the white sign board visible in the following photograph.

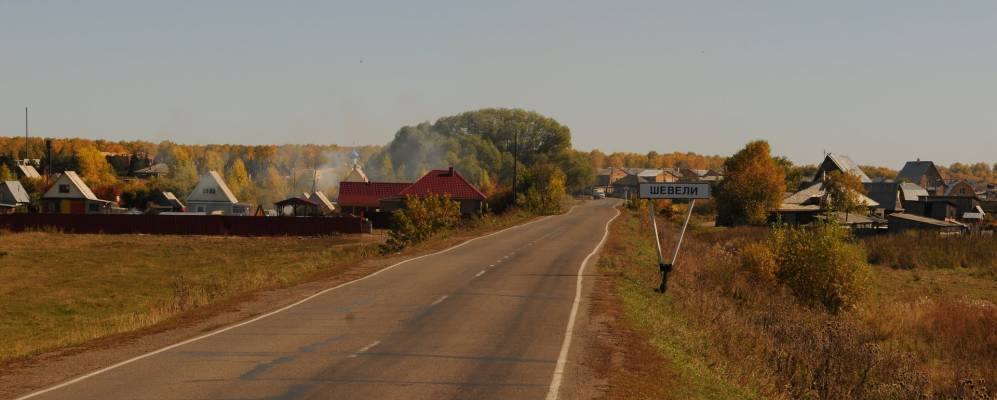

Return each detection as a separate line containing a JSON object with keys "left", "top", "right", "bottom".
{"left": 639, "top": 183, "right": 711, "bottom": 199}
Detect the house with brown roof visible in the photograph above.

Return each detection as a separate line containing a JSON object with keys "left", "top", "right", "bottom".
{"left": 40, "top": 171, "right": 113, "bottom": 214}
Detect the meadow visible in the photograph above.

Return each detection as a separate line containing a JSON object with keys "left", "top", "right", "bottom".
{"left": 0, "top": 231, "right": 380, "bottom": 363}
{"left": 594, "top": 207, "right": 995, "bottom": 399}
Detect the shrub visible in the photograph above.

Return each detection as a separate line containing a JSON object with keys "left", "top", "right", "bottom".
{"left": 770, "top": 221, "right": 870, "bottom": 312}
{"left": 385, "top": 194, "right": 461, "bottom": 251}
{"left": 738, "top": 241, "right": 778, "bottom": 284}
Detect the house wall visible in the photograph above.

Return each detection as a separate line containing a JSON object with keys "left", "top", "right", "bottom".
{"left": 187, "top": 202, "right": 247, "bottom": 215}
{"left": 41, "top": 199, "right": 108, "bottom": 214}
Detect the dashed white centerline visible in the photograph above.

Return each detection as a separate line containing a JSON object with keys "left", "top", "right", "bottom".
{"left": 431, "top": 295, "right": 448, "bottom": 306}
{"left": 348, "top": 340, "right": 381, "bottom": 358}
{"left": 474, "top": 270, "right": 486, "bottom": 277}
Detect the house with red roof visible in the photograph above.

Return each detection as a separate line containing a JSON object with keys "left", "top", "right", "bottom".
{"left": 380, "top": 167, "right": 486, "bottom": 215}
{"left": 337, "top": 181, "right": 412, "bottom": 216}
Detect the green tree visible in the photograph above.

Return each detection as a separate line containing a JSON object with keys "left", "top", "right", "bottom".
{"left": 717, "top": 140, "right": 786, "bottom": 226}
{"left": 520, "top": 163, "right": 567, "bottom": 215}
{"left": 226, "top": 158, "right": 251, "bottom": 200}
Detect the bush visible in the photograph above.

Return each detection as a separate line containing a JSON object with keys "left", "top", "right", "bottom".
{"left": 770, "top": 222, "right": 870, "bottom": 312}
{"left": 738, "top": 241, "right": 777, "bottom": 284}
{"left": 385, "top": 194, "right": 461, "bottom": 251}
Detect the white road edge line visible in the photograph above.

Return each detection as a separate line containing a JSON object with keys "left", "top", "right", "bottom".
{"left": 545, "top": 206, "right": 621, "bottom": 400}
{"left": 431, "top": 295, "right": 448, "bottom": 306}
{"left": 347, "top": 340, "right": 381, "bottom": 358}
{"left": 474, "top": 270, "right": 486, "bottom": 278}
{"left": 14, "top": 205, "right": 582, "bottom": 400}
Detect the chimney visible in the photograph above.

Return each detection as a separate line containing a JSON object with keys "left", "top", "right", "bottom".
{"left": 447, "top": 166, "right": 454, "bottom": 176}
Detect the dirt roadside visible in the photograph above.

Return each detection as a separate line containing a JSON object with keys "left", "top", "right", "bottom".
{"left": 560, "top": 213, "right": 679, "bottom": 400}
{"left": 0, "top": 220, "right": 539, "bottom": 400}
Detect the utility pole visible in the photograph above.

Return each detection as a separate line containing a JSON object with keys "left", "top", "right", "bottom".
{"left": 24, "top": 107, "right": 29, "bottom": 161}
{"left": 512, "top": 130, "right": 518, "bottom": 196}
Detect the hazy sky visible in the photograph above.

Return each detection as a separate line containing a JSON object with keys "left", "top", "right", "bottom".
{"left": 2, "top": 1, "right": 996, "bottom": 167}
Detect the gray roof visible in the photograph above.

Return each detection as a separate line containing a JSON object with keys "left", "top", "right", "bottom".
{"left": 888, "top": 212, "right": 962, "bottom": 227}
{"left": 15, "top": 164, "right": 41, "bottom": 179}
{"left": 896, "top": 161, "right": 938, "bottom": 184}
{"left": 135, "top": 163, "right": 169, "bottom": 175}
{"left": 782, "top": 182, "right": 879, "bottom": 208}
{"left": 863, "top": 182, "right": 902, "bottom": 210}
{"left": 899, "top": 182, "right": 929, "bottom": 201}
{"left": 824, "top": 153, "right": 871, "bottom": 183}
{"left": 1, "top": 180, "right": 30, "bottom": 204}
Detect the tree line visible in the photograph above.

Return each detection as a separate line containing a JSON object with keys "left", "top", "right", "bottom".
{"left": 0, "top": 136, "right": 376, "bottom": 209}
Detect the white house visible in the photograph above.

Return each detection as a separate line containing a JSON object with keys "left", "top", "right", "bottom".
{"left": 186, "top": 171, "right": 250, "bottom": 215}
{"left": 40, "top": 171, "right": 113, "bottom": 214}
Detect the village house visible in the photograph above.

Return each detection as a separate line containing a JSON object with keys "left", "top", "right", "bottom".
{"left": 0, "top": 180, "right": 31, "bottom": 214}
{"left": 812, "top": 153, "right": 871, "bottom": 183}
{"left": 133, "top": 163, "right": 169, "bottom": 179}
{"left": 303, "top": 191, "right": 336, "bottom": 215}
{"left": 40, "top": 171, "right": 113, "bottom": 214}
{"left": 14, "top": 160, "right": 41, "bottom": 180}
{"left": 274, "top": 196, "right": 324, "bottom": 217}
{"left": 887, "top": 213, "right": 964, "bottom": 235}
{"left": 862, "top": 181, "right": 929, "bottom": 216}
{"left": 380, "top": 167, "right": 487, "bottom": 215}
{"left": 896, "top": 160, "right": 946, "bottom": 195}
{"left": 147, "top": 191, "right": 185, "bottom": 213}
{"left": 774, "top": 182, "right": 879, "bottom": 225}
{"left": 338, "top": 182, "right": 412, "bottom": 216}
{"left": 595, "top": 167, "right": 629, "bottom": 191}
{"left": 185, "top": 171, "right": 250, "bottom": 215}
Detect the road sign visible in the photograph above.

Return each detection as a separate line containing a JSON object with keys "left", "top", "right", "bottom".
{"left": 639, "top": 182, "right": 711, "bottom": 199}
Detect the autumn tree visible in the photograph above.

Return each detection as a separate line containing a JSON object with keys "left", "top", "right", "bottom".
{"left": 74, "top": 145, "right": 118, "bottom": 187}
{"left": 717, "top": 140, "right": 786, "bottom": 226}
{"left": 226, "top": 158, "right": 251, "bottom": 201}
{"left": 0, "top": 163, "right": 14, "bottom": 181}
{"left": 821, "top": 171, "right": 868, "bottom": 215}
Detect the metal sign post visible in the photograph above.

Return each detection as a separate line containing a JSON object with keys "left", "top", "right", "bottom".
{"left": 639, "top": 183, "right": 711, "bottom": 293}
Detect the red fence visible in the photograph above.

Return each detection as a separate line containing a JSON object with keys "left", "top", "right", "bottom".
{"left": 0, "top": 214, "right": 372, "bottom": 236}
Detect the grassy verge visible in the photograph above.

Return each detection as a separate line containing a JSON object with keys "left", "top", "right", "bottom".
{"left": 597, "top": 207, "right": 996, "bottom": 398}
{"left": 0, "top": 210, "right": 536, "bottom": 365}
{"left": 596, "top": 207, "right": 761, "bottom": 399}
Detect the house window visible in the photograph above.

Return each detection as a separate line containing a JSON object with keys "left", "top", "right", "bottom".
{"left": 196, "top": 205, "right": 205, "bottom": 213}
{"left": 58, "top": 184, "right": 70, "bottom": 193}
{"left": 203, "top": 188, "right": 216, "bottom": 194}
{"left": 88, "top": 203, "right": 100, "bottom": 212}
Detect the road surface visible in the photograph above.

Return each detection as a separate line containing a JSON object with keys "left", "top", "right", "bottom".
{"left": 19, "top": 199, "right": 620, "bottom": 400}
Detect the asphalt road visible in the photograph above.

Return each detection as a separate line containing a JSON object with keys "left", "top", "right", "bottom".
{"left": 19, "top": 199, "right": 621, "bottom": 400}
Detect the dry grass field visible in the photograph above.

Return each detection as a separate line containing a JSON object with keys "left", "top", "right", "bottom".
{"left": 0, "top": 210, "right": 535, "bottom": 366}
{"left": 593, "top": 207, "right": 996, "bottom": 399}
{"left": 0, "top": 231, "right": 381, "bottom": 363}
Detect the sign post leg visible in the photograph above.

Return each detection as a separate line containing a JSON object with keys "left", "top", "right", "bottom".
{"left": 659, "top": 199, "right": 695, "bottom": 293}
